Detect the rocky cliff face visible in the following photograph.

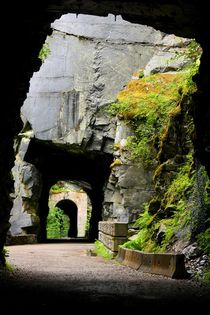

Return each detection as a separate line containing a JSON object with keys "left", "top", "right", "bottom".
{"left": 1, "top": 1, "right": 210, "bottom": 268}
{"left": 9, "top": 13, "right": 196, "bottom": 242}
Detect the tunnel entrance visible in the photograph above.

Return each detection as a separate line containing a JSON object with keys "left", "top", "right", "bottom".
{"left": 7, "top": 11, "right": 201, "bottom": 251}
{"left": 47, "top": 180, "right": 92, "bottom": 240}
{"left": 24, "top": 138, "right": 113, "bottom": 242}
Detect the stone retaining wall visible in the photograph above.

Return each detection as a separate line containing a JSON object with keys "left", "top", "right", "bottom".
{"left": 98, "top": 221, "right": 128, "bottom": 253}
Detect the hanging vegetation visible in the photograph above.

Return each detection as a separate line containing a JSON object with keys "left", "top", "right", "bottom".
{"left": 108, "top": 39, "right": 210, "bottom": 267}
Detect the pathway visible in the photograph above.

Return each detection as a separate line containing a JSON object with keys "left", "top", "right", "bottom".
{"left": 0, "top": 243, "right": 209, "bottom": 313}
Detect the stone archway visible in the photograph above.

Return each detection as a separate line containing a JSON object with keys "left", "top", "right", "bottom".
{"left": 49, "top": 191, "right": 89, "bottom": 237}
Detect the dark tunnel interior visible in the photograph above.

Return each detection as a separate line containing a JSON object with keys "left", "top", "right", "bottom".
{"left": 55, "top": 199, "right": 78, "bottom": 238}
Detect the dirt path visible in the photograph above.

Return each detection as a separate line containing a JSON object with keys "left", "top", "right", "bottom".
{"left": 1, "top": 243, "right": 209, "bottom": 313}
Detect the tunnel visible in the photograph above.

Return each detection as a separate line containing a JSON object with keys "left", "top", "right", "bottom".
{"left": 0, "top": 2, "right": 209, "bottom": 312}
{"left": 0, "top": 0, "right": 209, "bottom": 269}
{"left": 24, "top": 138, "right": 113, "bottom": 242}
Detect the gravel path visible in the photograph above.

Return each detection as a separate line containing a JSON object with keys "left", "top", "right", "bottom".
{"left": 1, "top": 243, "right": 209, "bottom": 313}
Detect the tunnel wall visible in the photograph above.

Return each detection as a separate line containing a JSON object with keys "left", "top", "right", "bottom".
{"left": 1, "top": 0, "right": 210, "bottom": 262}
{"left": 9, "top": 13, "right": 194, "bottom": 242}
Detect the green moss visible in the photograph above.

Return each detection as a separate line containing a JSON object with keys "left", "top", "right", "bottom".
{"left": 50, "top": 183, "right": 70, "bottom": 193}
{"left": 84, "top": 206, "right": 92, "bottom": 238}
{"left": 49, "top": 181, "right": 84, "bottom": 194}
{"left": 38, "top": 41, "right": 51, "bottom": 63}
{"left": 108, "top": 68, "right": 198, "bottom": 168}
{"left": 0, "top": 248, "right": 14, "bottom": 272}
{"left": 5, "top": 261, "right": 14, "bottom": 273}
{"left": 203, "top": 267, "right": 210, "bottom": 282}
{"left": 164, "top": 153, "right": 193, "bottom": 205}
{"left": 94, "top": 240, "right": 114, "bottom": 259}
{"left": 197, "top": 223, "right": 210, "bottom": 256}
{"left": 123, "top": 204, "right": 157, "bottom": 252}
{"left": 124, "top": 152, "right": 210, "bottom": 255}
{"left": 108, "top": 39, "right": 201, "bottom": 169}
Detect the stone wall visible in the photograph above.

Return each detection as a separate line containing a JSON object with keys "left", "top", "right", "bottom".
{"left": 98, "top": 221, "right": 128, "bottom": 253}
{"left": 9, "top": 137, "right": 42, "bottom": 237}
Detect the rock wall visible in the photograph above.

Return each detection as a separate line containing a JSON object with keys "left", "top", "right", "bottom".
{"left": 9, "top": 137, "right": 42, "bottom": 237}
{"left": 9, "top": 13, "right": 192, "bottom": 240}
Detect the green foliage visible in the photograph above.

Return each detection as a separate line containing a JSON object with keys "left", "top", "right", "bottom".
{"left": 164, "top": 153, "right": 194, "bottom": 206}
{"left": 189, "top": 164, "right": 210, "bottom": 241}
{"left": 197, "top": 222, "right": 210, "bottom": 256}
{"left": 0, "top": 247, "right": 14, "bottom": 272}
{"left": 108, "top": 40, "right": 208, "bottom": 257}
{"left": 5, "top": 261, "right": 14, "bottom": 272}
{"left": 38, "top": 42, "right": 51, "bottom": 63}
{"left": 108, "top": 40, "right": 201, "bottom": 170}
{"left": 84, "top": 206, "right": 92, "bottom": 237}
{"left": 50, "top": 183, "right": 69, "bottom": 193}
{"left": 203, "top": 267, "right": 210, "bottom": 282}
{"left": 184, "top": 39, "right": 202, "bottom": 61}
{"left": 94, "top": 240, "right": 114, "bottom": 259}
{"left": 47, "top": 207, "right": 70, "bottom": 239}
{"left": 124, "top": 154, "right": 195, "bottom": 252}
{"left": 123, "top": 205, "right": 158, "bottom": 252}
{"left": 49, "top": 181, "right": 84, "bottom": 194}
{"left": 108, "top": 69, "right": 198, "bottom": 169}
{"left": 126, "top": 135, "right": 156, "bottom": 169}
{"left": 123, "top": 150, "right": 210, "bottom": 256}
{"left": 173, "top": 39, "right": 201, "bottom": 69}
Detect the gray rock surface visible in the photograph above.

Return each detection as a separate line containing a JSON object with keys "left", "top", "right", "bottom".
{"left": 10, "top": 13, "right": 192, "bottom": 238}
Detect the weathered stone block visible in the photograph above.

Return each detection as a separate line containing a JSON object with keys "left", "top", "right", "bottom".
{"left": 98, "top": 231, "right": 127, "bottom": 252}
{"left": 98, "top": 221, "right": 128, "bottom": 237}
{"left": 6, "top": 234, "right": 37, "bottom": 245}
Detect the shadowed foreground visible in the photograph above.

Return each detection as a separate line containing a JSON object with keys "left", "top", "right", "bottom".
{"left": 0, "top": 243, "right": 209, "bottom": 313}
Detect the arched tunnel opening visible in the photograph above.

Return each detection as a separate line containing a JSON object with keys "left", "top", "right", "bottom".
{"left": 47, "top": 179, "right": 92, "bottom": 240}
{"left": 24, "top": 138, "right": 113, "bottom": 242}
